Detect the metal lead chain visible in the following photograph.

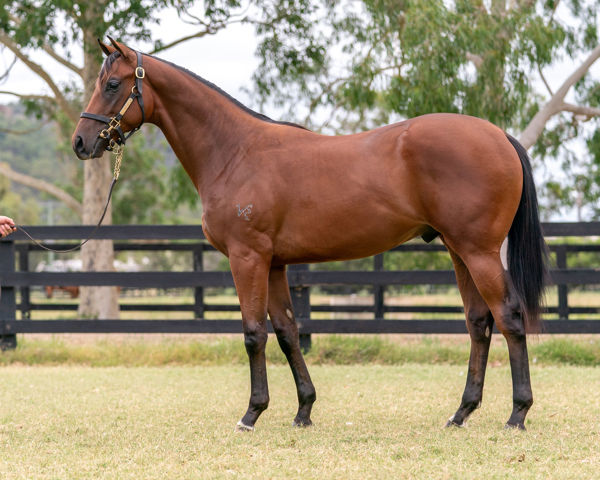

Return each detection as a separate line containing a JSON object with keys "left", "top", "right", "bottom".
{"left": 111, "top": 141, "right": 123, "bottom": 180}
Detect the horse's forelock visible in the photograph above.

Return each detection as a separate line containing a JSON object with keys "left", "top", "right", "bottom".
{"left": 99, "top": 51, "right": 121, "bottom": 83}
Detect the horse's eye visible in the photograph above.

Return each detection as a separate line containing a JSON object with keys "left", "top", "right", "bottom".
{"left": 106, "top": 79, "right": 120, "bottom": 92}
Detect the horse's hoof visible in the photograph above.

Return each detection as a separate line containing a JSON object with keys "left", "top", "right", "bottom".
{"left": 445, "top": 416, "right": 465, "bottom": 428}
{"left": 235, "top": 421, "right": 255, "bottom": 432}
{"left": 445, "top": 420, "right": 465, "bottom": 428}
{"left": 504, "top": 422, "right": 526, "bottom": 431}
{"left": 292, "top": 418, "right": 313, "bottom": 427}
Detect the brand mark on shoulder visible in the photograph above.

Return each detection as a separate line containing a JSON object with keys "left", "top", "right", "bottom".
{"left": 236, "top": 204, "right": 253, "bottom": 221}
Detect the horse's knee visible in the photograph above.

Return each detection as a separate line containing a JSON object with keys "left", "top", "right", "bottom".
{"left": 250, "top": 391, "right": 270, "bottom": 412}
{"left": 514, "top": 388, "right": 533, "bottom": 409}
{"left": 300, "top": 384, "right": 317, "bottom": 405}
{"left": 243, "top": 327, "right": 268, "bottom": 355}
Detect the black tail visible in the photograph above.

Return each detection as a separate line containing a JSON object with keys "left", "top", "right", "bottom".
{"left": 505, "top": 134, "right": 549, "bottom": 333}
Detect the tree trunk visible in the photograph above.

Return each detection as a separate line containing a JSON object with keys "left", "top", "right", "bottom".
{"left": 77, "top": 154, "right": 119, "bottom": 318}
{"left": 77, "top": 31, "right": 119, "bottom": 319}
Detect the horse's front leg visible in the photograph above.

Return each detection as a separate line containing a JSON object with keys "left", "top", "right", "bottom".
{"left": 229, "top": 248, "right": 271, "bottom": 432}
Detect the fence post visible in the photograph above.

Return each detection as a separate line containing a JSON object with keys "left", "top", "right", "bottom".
{"left": 193, "top": 245, "right": 204, "bottom": 319}
{"left": 555, "top": 245, "right": 568, "bottom": 320}
{"left": 0, "top": 239, "right": 17, "bottom": 350}
{"left": 373, "top": 253, "right": 385, "bottom": 319}
{"left": 289, "top": 264, "right": 311, "bottom": 352}
{"left": 18, "top": 245, "right": 31, "bottom": 320}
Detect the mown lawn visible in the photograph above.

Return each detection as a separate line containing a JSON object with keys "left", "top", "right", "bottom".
{"left": 0, "top": 363, "right": 598, "bottom": 479}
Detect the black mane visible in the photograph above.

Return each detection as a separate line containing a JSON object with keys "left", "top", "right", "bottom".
{"left": 148, "top": 53, "right": 308, "bottom": 131}
{"left": 99, "top": 50, "right": 308, "bottom": 130}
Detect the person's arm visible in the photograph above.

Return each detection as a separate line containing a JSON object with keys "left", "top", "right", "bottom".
{"left": 0, "top": 216, "right": 16, "bottom": 238}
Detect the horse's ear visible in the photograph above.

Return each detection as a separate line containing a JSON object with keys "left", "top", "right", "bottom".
{"left": 98, "top": 38, "right": 112, "bottom": 57}
{"left": 107, "top": 36, "right": 136, "bottom": 63}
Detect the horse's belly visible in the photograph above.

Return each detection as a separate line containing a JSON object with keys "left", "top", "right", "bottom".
{"left": 272, "top": 209, "right": 425, "bottom": 264}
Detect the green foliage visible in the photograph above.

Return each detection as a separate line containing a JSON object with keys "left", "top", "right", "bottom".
{"left": 166, "top": 161, "right": 202, "bottom": 212}
{"left": 252, "top": 0, "right": 591, "bottom": 131}
{"left": 0, "top": 105, "right": 201, "bottom": 224}
{"left": 112, "top": 130, "right": 168, "bottom": 224}
{"left": 0, "top": 105, "right": 76, "bottom": 223}
{"left": 0, "top": 175, "right": 41, "bottom": 223}
{"left": 2, "top": 0, "right": 202, "bottom": 53}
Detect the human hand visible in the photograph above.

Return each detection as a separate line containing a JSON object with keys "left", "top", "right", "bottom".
{"left": 0, "top": 216, "right": 16, "bottom": 238}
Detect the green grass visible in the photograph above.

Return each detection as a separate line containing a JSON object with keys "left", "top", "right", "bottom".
{"left": 0, "top": 364, "right": 598, "bottom": 479}
{"left": 2, "top": 334, "right": 600, "bottom": 367}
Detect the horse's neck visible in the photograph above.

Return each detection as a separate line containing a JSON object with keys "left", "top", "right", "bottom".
{"left": 147, "top": 61, "right": 259, "bottom": 199}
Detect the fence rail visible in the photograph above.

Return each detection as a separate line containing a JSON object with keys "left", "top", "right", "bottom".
{"left": 2, "top": 222, "right": 600, "bottom": 349}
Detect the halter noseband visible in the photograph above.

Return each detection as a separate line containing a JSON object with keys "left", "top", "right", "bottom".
{"left": 80, "top": 50, "right": 146, "bottom": 151}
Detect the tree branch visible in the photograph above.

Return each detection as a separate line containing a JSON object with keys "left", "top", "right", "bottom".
{"left": 0, "top": 90, "right": 56, "bottom": 103}
{"left": 0, "top": 163, "right": 82, "bottom": 217}
{"left": 0, "top": 32, "right": 79, "bottom": 123}
{"left": 151, "top": 30, "right": 217, "bottom": 53}
{"left": 519, "top": 44, "right": 600, "bottom": 149}
{"left": 538, "top": 65, "right": 553, "bottom": 96}
{"left": 150, "top": 17, "right": 246, "bottom": 54}
{"left": 8, "top": 12, "right": 82, "bottom": 75}
{"left": 0, "top": 55, "right": 17, "bottom": 82}
{"left": 42, "top": 44, "right": 83, "bottom": 76}
{"left": 561, "top": 102, "right": 600, "bottom": 118}
{"left": 0, "top": 121, "right": 51, "bottom": 135}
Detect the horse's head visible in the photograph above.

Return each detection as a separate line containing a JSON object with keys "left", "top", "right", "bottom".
{"left": 72, "top": 38, "right": 150, "bottom": 159}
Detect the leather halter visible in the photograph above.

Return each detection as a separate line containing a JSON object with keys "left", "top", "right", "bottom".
{"left": 80, "top": 50, "right": 146, "bottom": 151}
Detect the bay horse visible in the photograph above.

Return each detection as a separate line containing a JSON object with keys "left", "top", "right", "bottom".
{"left": 72, "top": 38, "right": 548, "bottom": 431}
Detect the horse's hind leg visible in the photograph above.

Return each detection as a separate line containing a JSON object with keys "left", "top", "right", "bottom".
{"left": 445, "top": 247, "right": 495, "bottom": 427}
{"left": 455, "top": 248, "right": 533, "bottom": 430}
{"left": 268, "top": 265, "right": 316, "bottom": 426}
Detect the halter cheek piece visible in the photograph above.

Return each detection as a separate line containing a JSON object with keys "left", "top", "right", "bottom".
{"left": 80, "top": 50, "right": 145, "bottom": 151}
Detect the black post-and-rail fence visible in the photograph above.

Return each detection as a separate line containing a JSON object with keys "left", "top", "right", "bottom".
{"left": 2, "top": 223, "right": 600, "bottom": 350}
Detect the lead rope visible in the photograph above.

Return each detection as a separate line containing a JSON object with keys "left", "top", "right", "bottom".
{"left": 14, "top": 145, "right": 123, "bottom": 253}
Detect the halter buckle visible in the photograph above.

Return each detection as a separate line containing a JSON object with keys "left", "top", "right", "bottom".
{"left": 135, "top": 67, "right": 145, "bottom": 79}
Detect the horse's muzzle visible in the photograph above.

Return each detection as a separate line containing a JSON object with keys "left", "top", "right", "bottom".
{"left": 72, "top": 135, "right": 108, "bottom": 159}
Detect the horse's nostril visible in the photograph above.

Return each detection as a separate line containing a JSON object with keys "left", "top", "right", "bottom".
{"left": 75, "top": 136, "right": 84, "bottom": 152}
{"left": 73, "top": 135, "right": 89, "bottom": 158}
